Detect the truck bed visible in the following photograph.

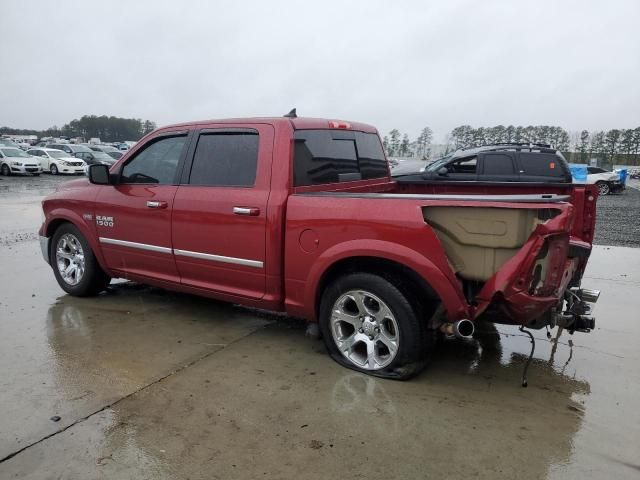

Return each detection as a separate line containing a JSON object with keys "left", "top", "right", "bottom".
{"left": 285, "top": 181, "right": 597, "bottom": 329}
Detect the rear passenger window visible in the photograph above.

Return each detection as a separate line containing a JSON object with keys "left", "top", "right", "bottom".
{"left": 482, "top": 153, "right": 514, "bottom": 175}
{"left": 518, "top": 153, "right": 564, "bottom": 177}
{"left": 189, "top": 132, "right": 258, "bottom": 186}
{"left": 294, "top": 130, "right": 387, "bottom": 186}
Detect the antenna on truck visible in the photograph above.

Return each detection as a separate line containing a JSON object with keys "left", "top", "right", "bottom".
{"left": 284, "top": 108, "right": 297, "bottom": 118}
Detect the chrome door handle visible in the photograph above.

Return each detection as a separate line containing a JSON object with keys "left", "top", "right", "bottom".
{"left": 146, "top": 201, "right": 168, "bottom": 209}
{"left": 233, "top": 206, "right": 260, "bottom": 216}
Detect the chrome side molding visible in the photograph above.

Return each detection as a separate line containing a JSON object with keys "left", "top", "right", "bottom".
{"left": 99, "top": 238, "right": 264, "bottom": 269}
{"left": 174, "top": 249, "right": 263, "bottom": 269}
{"left": 99, "top": 237, "right": 172, "bottom": 254}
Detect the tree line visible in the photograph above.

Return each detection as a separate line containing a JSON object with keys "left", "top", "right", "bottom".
{"left": 382, "top": 125, "right": 640, "bottom": 165}
{"left": 0, "top": 115, "right": 157, "bottom": 142}
{"left": 383, "top": 127, "right": 433, "bottom": 158}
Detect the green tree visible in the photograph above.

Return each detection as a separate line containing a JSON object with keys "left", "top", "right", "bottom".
{"left": 415, "top": 127, "right": 433, "bottom": 159}
{"left": 388, "top": 129, "right": 401, "bottom": 156}
{"left": 142, "top": 120, "right": 157, "bottom": 135}
{"left": 450, "top": 125, "right": 473, "bottom": 148}
{"left": 399, "top": 134, "right": 411, "bottom": 157}
{"left": 590, "top": 131, "right": 606, "bottom": 161}
{"left": 504, "top": 125, "right": 516, "bottom": 143}
{"left": 604, "top": 129, "right": 622, "bottom": 161}
{"left": 382, "top": 135, "right": 389, "bottom": 154}
{"left": 487, "top": 125, "right": 506, "bottom": 144}
{"left": 577, "top": 130, "right": 590, "bottom": 162}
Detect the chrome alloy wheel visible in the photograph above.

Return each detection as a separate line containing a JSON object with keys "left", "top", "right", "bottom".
{"left": 330, "top": 290, "right": 400, "bottom": 370}
{"left": 597, "top": 182, "right": 610, "bottom": 195}
{"left": 55, "top": 233, "right": 85, "bottom": 286}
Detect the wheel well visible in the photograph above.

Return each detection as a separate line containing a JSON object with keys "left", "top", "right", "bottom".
{"left": 46, "top": 219, "right": 71, "bottom": 238}
{"left": 316, "top": 256, "right": 442, "bottom": 322}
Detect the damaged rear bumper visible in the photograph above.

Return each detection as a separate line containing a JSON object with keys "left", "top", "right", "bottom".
{"left": 554, "top": 287, "right": 600, "bottom": 333}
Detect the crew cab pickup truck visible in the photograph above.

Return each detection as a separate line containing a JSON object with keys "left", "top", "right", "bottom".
{"left": 39, "top": 116, "right": 600, "bottom": 379}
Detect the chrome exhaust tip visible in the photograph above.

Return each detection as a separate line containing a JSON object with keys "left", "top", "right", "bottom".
{"left": 580, "top": 289, "right": 600, "bottom": 304}
{"left": 440, "top": 319, "right": 475, "bottom": 339}
{"left": 571, "top": 287, "right": 600, "bottom": 303}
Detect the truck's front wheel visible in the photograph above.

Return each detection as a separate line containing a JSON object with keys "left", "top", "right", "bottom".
{"left": 319, "top": 273, "right": 428, "bottom": 380}
{"left": 50, "top": 223, "right": 111, "bottom": 296}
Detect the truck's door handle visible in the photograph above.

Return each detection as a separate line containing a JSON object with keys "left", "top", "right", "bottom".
{"left": 146, "top": 201, "right": 168, "bottom": 209}
{"left": 233, "top": 206, "right": 260, "bottom": 216}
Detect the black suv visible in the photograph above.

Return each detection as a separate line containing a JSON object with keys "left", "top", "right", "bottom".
{"left": 395, "top": 143, "right": 572, "bottom": 184}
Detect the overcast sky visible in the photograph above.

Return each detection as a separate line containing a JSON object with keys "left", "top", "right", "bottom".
{"left": 1, "top": 0, "right": 639, "bottom": 140}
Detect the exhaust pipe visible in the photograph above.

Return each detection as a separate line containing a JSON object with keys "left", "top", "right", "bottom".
{"left": 440, "top": 319, "right": 475, "bottom": 339}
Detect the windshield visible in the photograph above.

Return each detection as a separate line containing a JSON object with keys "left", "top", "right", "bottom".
{"left": 70, "top": 145, "right": 93, "bottom": 153}
{"left": 425, "top": 155, "right": 454, "bottom": 172}
{"left": 100, "top": 146, "right": 119, "bottom": 152}
{"left": 1, "top": 148, "right": 30, "bottom": 158}
{"left": 49, "top": 150, "right": 68, "bottom": 159}
{"left": 92, "top": 151, "right": 115, "bottom": 161}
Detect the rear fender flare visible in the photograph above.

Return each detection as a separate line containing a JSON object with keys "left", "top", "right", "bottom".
{"left": 305, "top": 239, "right": 468, "bottom": 322}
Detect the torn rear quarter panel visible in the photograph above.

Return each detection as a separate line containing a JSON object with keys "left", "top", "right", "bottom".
{"left": 286, "top": 193, "right": 576, "bottom": 326}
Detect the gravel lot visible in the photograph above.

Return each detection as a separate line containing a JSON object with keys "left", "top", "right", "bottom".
{"left": 593, "top": 182, "right": 640, "bottom": 248}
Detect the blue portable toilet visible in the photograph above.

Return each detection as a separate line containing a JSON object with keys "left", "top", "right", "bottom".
{"left": 569, "top": 164, "right": 588, "bottom": 183}
{"left": 615, "top": 168, "right": 627, "bottom": 185}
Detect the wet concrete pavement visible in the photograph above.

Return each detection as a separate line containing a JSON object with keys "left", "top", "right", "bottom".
{"left": 0, "top": 175, "right": 639, "bottom": 479}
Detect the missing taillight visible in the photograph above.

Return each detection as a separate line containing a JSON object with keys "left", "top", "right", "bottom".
{"left": 528, "top": 235, "right": 569, "bottom": 296}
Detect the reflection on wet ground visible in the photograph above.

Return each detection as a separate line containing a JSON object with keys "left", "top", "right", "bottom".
{"left": 0, "top": 176, "right": 639, "bottom": 479}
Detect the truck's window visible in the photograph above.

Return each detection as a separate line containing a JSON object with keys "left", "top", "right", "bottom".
{"left": 482, "top": 153, "right": 514, "bottom": 175}
{"left": 448, "top": 157, "right": 477, "bottom": 173}
{"left": 188, "top": 132, "right": 258, "bottom": 186}
{"left": 518, "top": 153, "right": 565, "bottom": 177}
{"left": 121, "top": 135, "right": 186, "bottom": 184}
{"left": 294, "top": 130, "right": 387, "bottom": 186}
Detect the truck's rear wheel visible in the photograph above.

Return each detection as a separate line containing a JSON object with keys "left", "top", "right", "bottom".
{"left": 50, "top": 223, "right": 111, "bottom": 296}
{"left": 319, "top": 273, "right": 428, "bottom": 380}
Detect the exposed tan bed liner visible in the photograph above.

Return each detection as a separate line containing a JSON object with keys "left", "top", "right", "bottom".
{"left": 423, "top": 206, "right": 551, "bottom": 281}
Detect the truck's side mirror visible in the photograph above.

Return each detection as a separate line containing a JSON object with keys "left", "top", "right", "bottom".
{"left": 89, "top": 164, "right": 111, "bottom": 185}
{"left": 437, "top": 166, "right": 448, "bottom": 176}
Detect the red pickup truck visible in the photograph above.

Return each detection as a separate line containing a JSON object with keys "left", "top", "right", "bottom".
{"left": 39, "top": 116, "right": 600, "bottom": 379}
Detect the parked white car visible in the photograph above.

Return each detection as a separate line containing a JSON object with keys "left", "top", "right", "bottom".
{"left": 586, "top": 167, "right": 624, "bottom": 195}
{"left": 27, "top": 148, "right": 86, "bottom": 175}
{"left": 0, "top": 147, "right": 42, "bottom": 176}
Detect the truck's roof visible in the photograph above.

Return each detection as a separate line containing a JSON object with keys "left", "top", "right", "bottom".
{"left": 159, "top": 117, "right": 379, "bottom": 134}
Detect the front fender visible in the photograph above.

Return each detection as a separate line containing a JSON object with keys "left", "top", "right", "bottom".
{"left": 304, "top": 239, "right": 468, "bottom": 322}
{"left": 43, "top": 208, "right": 111, "bottom": 275}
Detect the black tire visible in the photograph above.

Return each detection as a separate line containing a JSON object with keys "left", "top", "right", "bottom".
{"left": 1, "top": 163, "right": 10, "bottom": 176}
{"left": 50, "top": 223, "right": 111, "bottom": 296}
{"left": 596, "top": 181, "right": 610, "bottom": 196}
{"left": 319, "top": 272, "right": 429, "bottom": 380}
{"left": 50, "top": 164, "right": 58, "bottom": 175}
